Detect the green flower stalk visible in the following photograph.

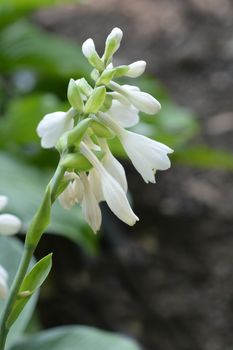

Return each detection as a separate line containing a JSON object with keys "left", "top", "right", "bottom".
{"left": 0, "top": 27, "right": 173, "bottom": 349}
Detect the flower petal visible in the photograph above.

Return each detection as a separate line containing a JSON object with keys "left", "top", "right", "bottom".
{"left": 0, "top": 214, "right": 21, "bottom": 235}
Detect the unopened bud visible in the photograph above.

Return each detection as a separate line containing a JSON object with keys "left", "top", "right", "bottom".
{"left": 82, "top": 38, "right": 104, "bottom": 71}
{"left": 67, "top": 79, "right": 84, "bottom": 111}
{"left": 125, "top": 60, "right": 146, "bottom": 78}
{"left": 103, "top": 27, "right": 123, "bottom": 62}
{"left": 84, "top": 86, "right": 106, "bottom": 114}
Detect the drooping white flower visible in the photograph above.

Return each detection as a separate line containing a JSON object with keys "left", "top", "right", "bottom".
{"left": 109, "top": 82, "right": 161, "bottom": 115}
{"left": 98, "top": 138, "right": 128, "bottom": 192}
{"left": 0, "top": 214, "right": 22, "bottom": 236}
{"left": 79, "top": 172, "right": 102, "bottom": 233}
{"left": 0, "top": 265, "right": 8, "bottom": 299}
{"left": 37, "top": 111, "right": 74, "bottom": 149}
{"left": 125, "top": 60, "right": 146, "bottom": 78}
{"left": 107, "top": 99, "right": 139, "bottom": 128}
{"left": 98, "top": 113, "right": 173, "bottom": 183}
{"left": 80, "top": 142, "right": 139, "bottom": 226}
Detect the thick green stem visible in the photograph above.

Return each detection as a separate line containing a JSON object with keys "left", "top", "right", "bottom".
{"left": 0, "top": 162, "right": 65, "bottom": 349}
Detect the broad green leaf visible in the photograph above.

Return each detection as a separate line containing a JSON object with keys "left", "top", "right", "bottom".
{"left": 6, "top": 254, "right": 52, "bottom": 328}
{"left": 10, "top": 325, "right": 141, "bottom": 350}
{"left": 0, "top": 21, "right": 89, "bottom": 77}
{"left": 0, "top": 237, "right": 37, "bottom": 349}
{"left": 0, "top": 152, "right": 99, "bottom": 254}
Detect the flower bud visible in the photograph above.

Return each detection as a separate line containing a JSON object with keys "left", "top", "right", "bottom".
{"left": 103, "top": 27, "right": 123, "bottom": 62}
{"left": 125, "top": 60, "right": 147, "bottom": 78}
{"left": 0, "top": 214, "right": 21, "bottom": 236}
{"left": 67, "top": 79, "right": 84, "bottom": 111}
{"left": 82, "top": 38, "right": 104, "bottom": 71}
{"left": 0, "top": 195, "right": 8, "bottom": 211}
{"left": 84, "top": 86, "right": 106, "bottom": 114}
{"left": 76, "top": 78, "right": 93, "bottom": 97}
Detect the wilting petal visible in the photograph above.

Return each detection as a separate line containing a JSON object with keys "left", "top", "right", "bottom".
{"left": 0, "top": 214, "right": 21, "bottom": 235}
{"left": 108, "top": 100, "right": 139, "bottom": 128}
{"left": 37, "top": 111, "right": 74, "bottom": 149}
{"left": 0, "top": 196, "right": 8, "bottom": 211}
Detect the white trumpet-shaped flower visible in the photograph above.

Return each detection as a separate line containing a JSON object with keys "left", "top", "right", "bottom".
{"left": 80, "top": 142, "right": 139, "bottom": 226}
{"left": 0, "top": 195, "right": 21, "bottom": 236}
{"left": 98, "top": 113, "right": 173, "bottom": 183}
{"left": 98, "top": 138, "right": 128, "bottom": 192}
{"left": 79, "top": 172, "right": 102, "bottom": 233}
{"left": 109, "top": 82, "right": 161, "bottom": 115}
{"left": 125, "top": 60, "right": 146, "bottom": 78}
{"left": 37, "top": 111, "right": 74, "bottom": 149}
{"left": 108, "top": 99, "right": 139, "bottom": 128}
{"left": 0, "top": 265, "right": 8, "bottom": 299}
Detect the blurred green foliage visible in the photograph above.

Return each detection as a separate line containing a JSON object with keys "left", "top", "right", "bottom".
{"left": 0, "top": 0, "right": 232, "bottom": 254}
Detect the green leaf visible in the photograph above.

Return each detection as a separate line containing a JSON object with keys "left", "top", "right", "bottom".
{"left": 6, "top": 254, "right": 52, "bottom": 328}
{"left": 0, "top": 152, "right": 99, "bottom": 254}
{"left": 0, "top": 21, "right": 89, "bottom": 77}
{"left": 0, "top": 237, "right": 37, "bottom": 349}
{"left": 10, "top": 326, "right": 141, "bottom": 350}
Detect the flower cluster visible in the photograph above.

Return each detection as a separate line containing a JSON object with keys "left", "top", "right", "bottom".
{"left": 0, "top": 195, "right": 21, "bottom": 236}
{"left": 37, "top": 28, "right": 173, "bottom": 232}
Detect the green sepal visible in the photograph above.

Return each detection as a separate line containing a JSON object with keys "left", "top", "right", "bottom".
{"left": 25, "top": 186, "right": 51, "bottom": 247}
{"left": 62, "top": 150, "right": 104, "bottom": 172}
{"left": 84, "top": 86, "right": 106, "bottom": 114}
{"left": 96, "top": 69, "right": 116, "bottom": 86}
{"left": 77, "top": 78, "right": 93, "bottom": 97}
{"left": 67, "top": 79, "right": 84, "bottom": 112}
{"left": 91, "top": 120, "right": 114, "bottom": 139}
{"left": 57, "top": 118, "right": 92, "bottom": 151}
{"left": 100, "top": 94, "right": 113, "bottom": 112}
{"left": 6, "top": 254, "right": 53, "bottom": 328}
{"left": 91, "top": 68, "right": 100, "bottom": 81}
{"left": 114, "top": 65, "right": 130, "bottom": 77}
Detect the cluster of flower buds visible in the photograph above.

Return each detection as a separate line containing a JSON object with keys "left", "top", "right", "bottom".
{"left": 0, "top": 195, "right": 21, "bottom": 236}
{"left": 0, "top": 265, "right": 8, "bottom": 299}
{"left": 37, "top": 28, "right": 173, "bottom": 232}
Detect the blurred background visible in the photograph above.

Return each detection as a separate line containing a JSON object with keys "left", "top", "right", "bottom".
{"left": 0, "top": 0, "right": 233, "bottom": 349}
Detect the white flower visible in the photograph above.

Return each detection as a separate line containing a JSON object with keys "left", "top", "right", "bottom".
{"left": 82, "top": 38, "right": 96, "bottom": 59}
{"left": 80, "top": 142, "right": 139, "bottom": 226}
{"left": 0, "top": 265, "right": 8, "bottom": 299}
{"left": 0, "top": 214, "right": 22, "bottom": 236}
{"left": 121, "top": 84, "right": 161, "bottom": 115}
{"left": 37, "top": 111, "right": 74, "bottom": 149}
{"left": 98, "top": 138, "right": 128, "bottom": 192}
{"left": 109, "top": 82, "right": 161, "bottom": 115}
{"left": 0, "top": 195, "right": 21, "bottom": 236}
{"left": 98, "top": 113, "right": 173, "bottom": 183}
{"left": 58, "top": 173, "right": 83, "bottom": 210}
{"left": 108, "top": 99, "right": 139, "bottom": 128}
{"left": 125, "top": 61, "right": 147, "bottom": 78}
{"left": 79, "top": 173, "right": 102, "bottom": 233}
